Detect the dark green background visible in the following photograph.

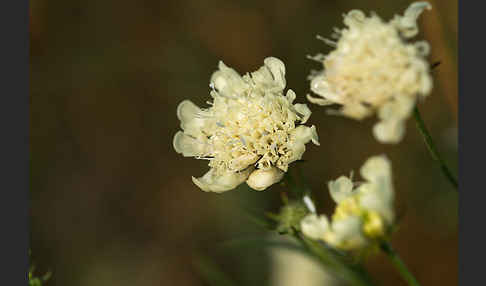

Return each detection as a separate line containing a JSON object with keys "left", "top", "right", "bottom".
{"left": 30, "top": 0, "right": 457, "bottom": 285}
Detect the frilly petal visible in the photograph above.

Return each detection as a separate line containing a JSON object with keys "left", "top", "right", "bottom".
{"left": 310, "top": 75, "right": 344, "bottom": 103}
{"left": 285, "top": 89, "right": 296, "bottom": 104}
{"left": 246, "top": 167, "right": 284, "bottom": 191}
{"left": 373, "top": 119, "right": 405, "bottom": 144}
{"left": 249, "top": 57, "right": 286, "bottom": 93}
{"left": 394, "top": 1, "right": 432, "bottom": 38}
{"left": 358, "top": 156, "right": 394, "bottom": 219}
{"left": 210, "top": 61, "right": 249, "bottom": 97}
{"left": 176, "top": 100, "right": 207, "bottom": 136}
{"left": 373, "top": 97, "right": 414, "bottom": 143}
{"left": 291, "top": 125, "right": 320, "bottom": 146}
{"left": 285, "top": 125, "right": 319, "bottom": 165}
{"left": 228, "top": 153, "right": 260, "bottom": 172}
{"left": 360, "top": 155, "right": 391, "bottom": 183}
{"left": 264, "top": 57, "right": 286, "bottom": 90}
{"left": 306, "top": 94, "right": 335, "bottom": 106}
{"left": 343, "top": 10, "right": 366, "bottom": 27}
{"left": 293, "top": 103, "right": 312, "bottom": 124}
{"left": 177, "top": 100, "right": 200, "bottom": 122}
{"left": 328, "top": 176, "right": 355, "bottom": 203}
{"left": 173, "top": 131, "right": 209, "bottom": 157}
{"left": 192, "top": 167, "right": 254, "bottom": 193}
{"left": 378, "top": 96, "right": 414, "bottom": 121}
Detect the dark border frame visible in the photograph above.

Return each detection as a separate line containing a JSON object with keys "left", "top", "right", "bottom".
{"left": 1, "top": 0, "right": 29, "bottom": 284}
{"left": 459, "top": 1, "right": 479, "bottom": 285}
{"left": 0, "top": 0, "right": 469, "bottom": 284}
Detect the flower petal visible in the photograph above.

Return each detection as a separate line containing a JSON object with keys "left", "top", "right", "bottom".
{"left": 328, "top": 176, "right": 355, "bottom": 203}
{"left": 360, "top": 155, "right": 391, "bottom": 183}
{"left": 210, "top": 61, "right": 249, "bottom": 97}
{"left": 228, "top": 153, "right": 260, "bottom": 172}
{"left": 173, "top": 131, "right": 209, "bottom": 157}
{"left": 246, "top": 167, "right": 285, "bottom": 191}
{"left": 177, "top": 100, "right": 207, "bottom": 136}
{"left": 359, "top": 190, "right": 394, "bottom": 224}
{"left": 293, "top": 103, "right": 312, "bottom": 124}
{"left": 301, "top": 214, "right": 329, "bottom": 240}
{"left": 192, "top": 167, "right": 253, "bottom": 193}
{"left": 373, "top": 119, "right": 405, "bottom": 143}
{"left": 394, "top": 2, "right": 432, "bottom": 38}
{"left": 358, "top": 155, "right": 394, "bottom": 220}
{"left": 306, "top": 94, "right": 335, "bottom": 106}
{"left": 264, "top": 57, "right": 286, "bottom": 91}
{"left": 291, "top": 125, "right": 320, "bottom": 146}
{"left": 328, "top": 216, "right": 368, "bottom": 250}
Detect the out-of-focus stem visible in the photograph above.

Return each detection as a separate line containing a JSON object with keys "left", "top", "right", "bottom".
{"left": 380, "top": 241, "right": 421, "bottom": 286}
{"left": 413, "top": 105, "right": 458, "bottom": 190}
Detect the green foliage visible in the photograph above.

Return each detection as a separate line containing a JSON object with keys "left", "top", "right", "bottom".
{"left": 28, "top": 266, "right": 51, "bottom": 286}
{"left": 273, "top": 199, "right": 310, "bottom": 235}
{"left": 28, "top": 253, "right": 51, "bottom": 286}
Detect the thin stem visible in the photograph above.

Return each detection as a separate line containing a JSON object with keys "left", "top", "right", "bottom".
{"left": 284, "top": 168, "right": 304, "bottom": 198}
{"left": 295, "top": 163, "right": 313, "bottom": 196}
{"left": 413, "top": 106, "right": 458, "bottom": 190}
{"left": 380, "top": 241, "right": 420, "bottom": 286}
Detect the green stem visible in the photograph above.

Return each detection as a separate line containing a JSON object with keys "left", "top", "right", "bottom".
{"left": 295, "top": 163, "right": 313, "bottom": 197}
{"left": 413, "top": 106, "right": 458, "bottom": 190}
{"left": 284, "top": 170, "right": 303, "bottom": 198}
{"left": 380, "top": 241, "right": 420, "bottom": 286}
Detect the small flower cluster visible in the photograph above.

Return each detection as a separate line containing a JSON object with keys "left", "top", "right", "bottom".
{"left": 307, "top": 2, "right": 433, "bottom": 143}
{"left": 173, "top": 57, "right": 319, "bottom": 193}
{"left": 300, "top": 155, "right": 394, "bottom": 251}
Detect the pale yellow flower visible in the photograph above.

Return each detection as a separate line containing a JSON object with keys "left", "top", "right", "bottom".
{"left": 300, "top": 214, "right": 329, "bottom": 240}
{"left": 300, "top": 155, "right": 395, "bottom": 251}
{"left": 307, "top": 2, "right": 433, "bottom": 143}
{"left": 174, "top": 57, "right": 319, "bottom": 193}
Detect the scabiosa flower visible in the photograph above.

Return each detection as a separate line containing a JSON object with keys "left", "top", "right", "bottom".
{"left": 300, "top": 155, "right": 394, "bottom": 251}
{"left": 173, "top": 57, "right": 319, "bottom": 193}
{"left": 307, "top": 2, "right": 433, "bottom": 143}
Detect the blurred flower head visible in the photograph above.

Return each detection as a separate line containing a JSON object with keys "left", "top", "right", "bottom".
{"left": 269, "top": 238, "right": 338, "bottom": 286}
{"left": 301, "top": 155, "right": 395, "bottom": 251}
{"left": 307, "top": 2, "right": 433, "bottom": 143}
{"left": 173, "top": 57, "right": 319, "bottom": 193}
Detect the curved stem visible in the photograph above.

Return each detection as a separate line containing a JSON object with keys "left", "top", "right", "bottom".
{"left": 413, "top": 106, "right": 458, "bottom": 190}
{"left": 380, "top": 241, "right": 421, "bottom": 286}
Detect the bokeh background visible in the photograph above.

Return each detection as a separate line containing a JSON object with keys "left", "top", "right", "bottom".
{"left": 30, "top": 0, "right": 458, "bottom": 285}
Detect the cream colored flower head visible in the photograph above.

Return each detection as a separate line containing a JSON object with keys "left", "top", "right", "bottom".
{"left": 173, "top": 57, "right": 319, "bottom": 193}
{"left": 307, "top": 2, "right": 433, "bottom": 143}
{"left": 300, "top": 155, "right": 394, "bottom": 251}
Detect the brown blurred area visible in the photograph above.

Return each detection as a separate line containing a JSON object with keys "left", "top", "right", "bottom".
{"left": 30, "top": 0, "right": 457, "bottom": 285}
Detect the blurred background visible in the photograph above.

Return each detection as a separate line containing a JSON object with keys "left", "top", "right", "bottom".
{"left": 30, "top": 0, "right": 457, "bottom": 285}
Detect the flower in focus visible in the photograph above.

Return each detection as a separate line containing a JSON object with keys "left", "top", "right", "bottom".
{"left": 173, "top": 57, "right": 319, "bottom": 193}
{"left": 307, "top": 2, "right": 433, "bottom": 143}
{"left": 300, "top": 155, "right": 395, "bottom": 251}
